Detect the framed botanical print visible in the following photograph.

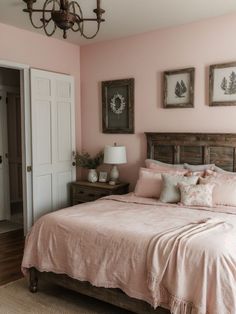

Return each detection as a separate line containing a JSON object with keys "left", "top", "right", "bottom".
{"left": 102, "top": 78, "right": 134, "bottom": 134}
{"left": 163, "top": 68, "right": 195, "bottom": 108}
{"left": 209, "top": 62, "right": 236, "bottom": 106}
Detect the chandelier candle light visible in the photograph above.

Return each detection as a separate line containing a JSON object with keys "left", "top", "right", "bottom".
{"left": 104, "top": 144, "right": 127, "bottom": 185}
{"left": 22, "top": 0, "right": 105, "bottom": 39}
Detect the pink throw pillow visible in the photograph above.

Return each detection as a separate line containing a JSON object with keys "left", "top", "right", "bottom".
{"left": 200, "top": 172, "right": 236, "bottom": 206}
{"left": 134, "top": 167, "right": 187, "bottom": 199}
{"left": 134, "top": 168, "right": 162, "bottom": 198}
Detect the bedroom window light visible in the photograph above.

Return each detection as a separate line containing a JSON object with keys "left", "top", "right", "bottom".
{"left": 104, "top": 144, "right": 127, "bottom": 185}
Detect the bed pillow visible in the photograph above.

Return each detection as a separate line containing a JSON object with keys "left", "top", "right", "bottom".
{"left": 214, "top": 166, "right": 228, "bottom": 173}
{"left": 209, "top": 167, "right": 236, "bottom": 175}
{"left": 134, "top": 167, "right": 187, "bottom": 199}
{"left": 160, "top": 174, "right": 199, "bottom": 203}
{"left": 184, "top": 163, "right": 215, "bottom": 171}
{"left": 178, "top": 183, "right": 214, "bottom": 207}
{"left": 200, "top": 173, "right": 236, "bottom": 206}
{"left": 147, "top": 163, "right": 187, "bottom": 174}
{"left": 205, "top": 169, "right": 236, "bottom": 178}
{"left": 145, "top": 159, "right": 184, "bottom": 169}
{"left": 134, "top": 168, "right": 163, "bottom": 198}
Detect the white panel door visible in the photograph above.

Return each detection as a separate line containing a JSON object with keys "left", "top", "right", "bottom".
{"left": 31, "top": 69, "right": 75, "bottom": 221}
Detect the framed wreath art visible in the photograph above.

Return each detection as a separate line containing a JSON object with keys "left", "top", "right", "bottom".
{"left": 102, "top": 78, "right": 134, "bottom": 133}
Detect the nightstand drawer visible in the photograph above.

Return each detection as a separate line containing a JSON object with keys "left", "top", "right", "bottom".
{"left": 70, "top": 181, "right": 129, "bottom": 206}
{"left": 73, "top": 187, "right": 108, "bottom": 202}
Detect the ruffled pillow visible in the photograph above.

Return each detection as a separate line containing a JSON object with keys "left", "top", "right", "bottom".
{"left": 178, "top": 183, "right": 214, "bottom": 207}
{"left": 160, "top": 174, "right": 199, "bottom": 203}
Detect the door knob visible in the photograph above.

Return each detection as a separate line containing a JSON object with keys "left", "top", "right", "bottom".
{"left": 72, "top": 162, "right": 76, "bottom": 166}
{"left": 0, "top": 156, "right": 2, "bottom": 164}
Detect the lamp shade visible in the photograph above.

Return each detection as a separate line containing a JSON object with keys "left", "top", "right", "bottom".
{"left": 104, "top": 145, "right": 127, "bottom": 164}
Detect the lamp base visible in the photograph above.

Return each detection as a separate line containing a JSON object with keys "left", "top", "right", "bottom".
{"left": 109, "top": 165, "right": 119, "bottom": 184}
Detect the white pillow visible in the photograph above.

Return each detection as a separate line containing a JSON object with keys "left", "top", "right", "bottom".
{"left": 160, "top": 174, "right": 199, "bottom": 203}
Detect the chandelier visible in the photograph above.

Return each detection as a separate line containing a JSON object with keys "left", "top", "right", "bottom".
{"left": 22, "top": 0, "right": 105, "bottom": 39}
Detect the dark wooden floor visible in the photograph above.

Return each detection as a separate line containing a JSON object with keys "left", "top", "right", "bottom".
{"left": 0, "top": 229, "right": 25, "bottom": 286}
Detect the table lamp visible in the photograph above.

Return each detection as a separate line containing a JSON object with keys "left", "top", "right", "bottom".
{"left": 104, "top": 144, "right": 127, "bottom": 185}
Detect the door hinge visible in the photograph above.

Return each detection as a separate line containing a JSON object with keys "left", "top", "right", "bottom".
{"left": 27, "top": 166, "right": 32, "bottom": 172}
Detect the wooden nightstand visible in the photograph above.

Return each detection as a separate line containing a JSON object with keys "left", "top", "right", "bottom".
{"left": 70, "top": 181, "right": 129, "bottom": 205}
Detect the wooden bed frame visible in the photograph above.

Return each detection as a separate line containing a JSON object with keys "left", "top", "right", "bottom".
{"left": 29, "top": 132, "right": 236, "bottom": 314}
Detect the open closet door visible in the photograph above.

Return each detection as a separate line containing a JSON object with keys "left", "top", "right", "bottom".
{"left": 30, "top": 69, "right": 76, "bottom": 222}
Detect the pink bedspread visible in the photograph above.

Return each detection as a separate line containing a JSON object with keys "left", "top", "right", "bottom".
{"left": 22, "top": 193, "right": 236, "bottom": 314}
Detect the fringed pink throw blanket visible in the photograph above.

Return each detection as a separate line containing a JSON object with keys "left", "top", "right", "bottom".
{"left": 22, "top": 194, "right": 236, "bottom": 314}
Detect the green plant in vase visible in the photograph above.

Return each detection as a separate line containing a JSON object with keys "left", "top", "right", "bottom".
{"left": 75, "top": 151, "right": 104, "bottom": 183}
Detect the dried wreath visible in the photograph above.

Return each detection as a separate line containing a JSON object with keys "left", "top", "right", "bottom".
{"left": 110, "top": 93, "right": 126, "bottom": 115}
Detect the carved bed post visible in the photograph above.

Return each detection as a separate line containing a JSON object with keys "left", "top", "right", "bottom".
{"left": 29, "top": 267, "right": 38, "bottom": 293}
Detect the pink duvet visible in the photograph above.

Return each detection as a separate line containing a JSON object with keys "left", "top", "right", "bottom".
{"left": 22, "top": 193, "right": 236, "bottom": 314}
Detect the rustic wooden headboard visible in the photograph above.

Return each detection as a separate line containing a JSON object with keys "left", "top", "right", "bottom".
{"left": 145, "top": 133, "right": 236, "bottom": 172}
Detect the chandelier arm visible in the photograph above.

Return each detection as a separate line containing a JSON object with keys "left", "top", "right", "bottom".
{"left": 81, "top": 22, "right": 101, "bottom": 40}
{"left": 72, "top": 0, "right": 102, "bottom": 39}
{"left": 29, "top": 12, "right": 44, "bottom": 29}
{"left": 69, "top": 1, "right": 80, "bottom": 32}
{"left": 69, "top": 1, "right": 84, "bottom": 33}
{"left": 24, "top": 9, "right": 53, "bottom": 13}
{"left": 42, "top": 0, "right": 57, "bottom": 37}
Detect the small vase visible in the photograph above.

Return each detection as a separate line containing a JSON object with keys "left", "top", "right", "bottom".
{"left": 87, "top": 169, "right": 98, "bottom": 183}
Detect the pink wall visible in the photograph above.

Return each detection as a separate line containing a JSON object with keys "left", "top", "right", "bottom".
{"left": 81, "top": 13, "right": 236, "bottom": 189}
{"left": 0, "top": 22, "right": 81, "bottom": 150}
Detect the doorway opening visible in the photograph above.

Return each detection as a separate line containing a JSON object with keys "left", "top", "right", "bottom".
{"left": 0, "top": 67, "right": 23, "bottom": 234}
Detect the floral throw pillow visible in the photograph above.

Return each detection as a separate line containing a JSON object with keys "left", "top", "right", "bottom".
{"left": 178, "top": 183, "right": 215, "bottom": 207}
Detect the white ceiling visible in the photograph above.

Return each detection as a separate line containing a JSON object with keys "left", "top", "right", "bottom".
{"left": 1, "top": 0, "right": 236, "bottom": 46}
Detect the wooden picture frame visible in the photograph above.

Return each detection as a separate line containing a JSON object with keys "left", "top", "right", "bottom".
{"left": 102, "top": 78, "right": 134, "bottom": 134}
{"left": 209, "top": 62, "right": 236, "bottom": 106}
{"left": 163, "top": 68, "right": 195, "bottom": 108}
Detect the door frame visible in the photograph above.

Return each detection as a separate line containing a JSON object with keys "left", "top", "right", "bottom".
{"left": 0, "top": 60, "right": 32, "bottom": 234}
